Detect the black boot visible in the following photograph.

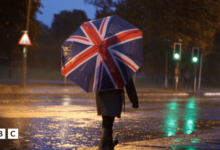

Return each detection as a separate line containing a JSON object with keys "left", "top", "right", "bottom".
{"left": 113, "top": 135, "right": 119, "bottom": 147}
{"left": 107, "top": 130, "right": 114, "bottom": 150}
{"left": 98, "top": 128, "right": 112, "bottom": 150}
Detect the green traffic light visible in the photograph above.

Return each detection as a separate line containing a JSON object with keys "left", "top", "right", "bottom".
{"left": 192, "top": 56, "right": 198, "bottom": 62}
{"left": 174, "top": 53, "right": 180, "bottom": 59}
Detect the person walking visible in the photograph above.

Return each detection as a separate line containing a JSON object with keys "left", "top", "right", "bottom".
{"left": 96, "top": 78, "right": 139, "bottom": 150}
{"left": 61, "top": 15, "right": 142, "bottom": 149}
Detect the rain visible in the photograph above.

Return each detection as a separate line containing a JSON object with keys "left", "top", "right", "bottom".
{"left": 2, "top": 0, "right": 220, "bottom": 150}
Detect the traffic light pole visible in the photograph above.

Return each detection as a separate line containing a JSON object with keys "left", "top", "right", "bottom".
{"left": 198, "top": 53, "right": 203, "bottom": 90}
{"left": 64, "top": 77, "right": 67, "bottom": 85}
{"left": 20, "top": 0, "right": 31, "bottom": 87}
{"left": 192, "top": 47, "right": 199, "bottom": 93}
{"left": 193, "top": 63, "right": 197, "bottom": 93}
{"left": 164, "top": 52, "right": 168, "bottom": 89}
{"left": 175, "top": 62, "right": 180, "bottom": 92}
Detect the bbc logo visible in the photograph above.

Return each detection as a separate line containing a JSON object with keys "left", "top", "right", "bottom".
{"left": 0, "top": 128, "right": 19, "bottom": 139}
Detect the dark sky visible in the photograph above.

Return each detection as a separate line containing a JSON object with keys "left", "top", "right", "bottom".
{"left": 36, "top": 0, "right": 96, "bottom": 27}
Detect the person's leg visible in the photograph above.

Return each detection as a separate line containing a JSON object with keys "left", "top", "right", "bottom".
{"left": 102, "top": 116, "right": 115, "bottom": 131}
{"left": 98, "top": 116, "right": 115, "bottom": 150}
{"left": 103, "top": 116, "right": 119, "bottom": 147}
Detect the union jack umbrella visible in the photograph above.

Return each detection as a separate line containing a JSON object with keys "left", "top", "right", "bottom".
{"left": 61, "top": 15, "right": 143, "bottom": 92}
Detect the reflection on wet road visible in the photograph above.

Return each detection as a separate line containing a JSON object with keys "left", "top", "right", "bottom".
{"left": 163, "top": 98, "right": 198, "bottom": 136}
{"left": 0, "top": 94, "right": 220, "bottom": 149}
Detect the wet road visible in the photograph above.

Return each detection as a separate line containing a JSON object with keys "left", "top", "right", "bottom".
{"left": 0, "top": 94, "right": 220, "bottom": 149}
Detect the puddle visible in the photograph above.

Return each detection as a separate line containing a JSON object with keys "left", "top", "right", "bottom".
{"left": 0, "top": 95, "right": 220, "bottom": 149}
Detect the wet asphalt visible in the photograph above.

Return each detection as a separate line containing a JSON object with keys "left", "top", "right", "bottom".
{"left": 0, "top": 94, "right": 220, "bottom": 149}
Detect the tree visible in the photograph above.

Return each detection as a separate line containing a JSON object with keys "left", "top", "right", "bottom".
{"left": 122, "top": 0, "right": 220, "bottom": 54}
{"left": 27, "top": 22, "right": 50, "bottom": 68}
{"left": 0, "top": 0, "right": 42, "bottom": 62}
{"left": 37, "top": 10, "right": 89, "bottom": 69}
{"left": 84, "top": 0, "right": 116, "bottom": 19}
{"left": 86, "top": 0, "right": 220, "bottom": 84}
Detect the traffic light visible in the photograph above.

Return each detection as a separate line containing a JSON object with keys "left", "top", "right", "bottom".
{"left": 192, "top": 47, "right": 199, "bottom": 63}
{"left": 173, "top": 43, "right": 182, "bottom": 60}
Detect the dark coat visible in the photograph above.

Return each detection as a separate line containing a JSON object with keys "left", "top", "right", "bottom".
{"left": 96, "top": 79, "right": 138, "bottom": 118}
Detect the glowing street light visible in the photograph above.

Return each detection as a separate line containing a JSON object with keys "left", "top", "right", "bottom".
{"left": 192, "top": 56, "right": 198, "bottom": 62}
{"left": 173, "top": 43, "right": 182, "bottom": 60}
{"left": 174, "top": 53, "right": 180, "bottom": 59}
{"left": 192, "top": 47, "right": 199, "bottom": 63}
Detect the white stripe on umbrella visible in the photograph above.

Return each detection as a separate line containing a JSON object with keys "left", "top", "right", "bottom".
{"left": 93, "top": 54, "right": 103, "bottom": 91}
{"left": 66, "top": 36, "right": 92, "bottom": 45}
{"left": 99, "top": 16, "right": 111, "bottom": 40}
{"left": 80, "top": 25, "right": 95, "bottom": 45}
{"left": 111, "top": 50, "right": 139, "bottom": 72}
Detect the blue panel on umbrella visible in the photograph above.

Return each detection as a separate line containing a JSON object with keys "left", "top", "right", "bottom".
{"left": 92, "top": 18, "right": 103, "bottom": 31}
{"left": 66, "top": 55, "right": 97, "bottom": 92}
{"left": 100, "top": 66, "right": 115, "bottom": 91}
{"left": 115, "top": 59, "right": 135, "bottom": 83}
{"left": 111, "top": 38, "right": 143, "bottom": 66}
{"left": 61, "top": 43, "right": 91, "bottom": 65}
{"left": 71, "top": 27, "right": 87, "bottom": 38}
{"left": 105, "top": 15, "right": 136, "bottom": 39}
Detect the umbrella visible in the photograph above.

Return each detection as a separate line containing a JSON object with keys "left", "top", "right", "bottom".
{"left": 61, "top": 15, "right": 143, "bottom": 92}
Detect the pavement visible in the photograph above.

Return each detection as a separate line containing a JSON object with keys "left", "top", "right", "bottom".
{"left": 82, "top": 127, "right": 220, "bottom": 150}
{"left": 1, "top": 82, "right": 220, "bottom": 149}
{"left": 83, "top": 132, "right": 220, "bottom": 150}
{"left": 0, "top": 82, "right": 217, "bottom": 96}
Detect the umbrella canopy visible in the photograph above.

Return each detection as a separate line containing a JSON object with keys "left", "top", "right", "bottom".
{"left": 61, "top": 15, "right": 143, "bottom": 92}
